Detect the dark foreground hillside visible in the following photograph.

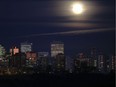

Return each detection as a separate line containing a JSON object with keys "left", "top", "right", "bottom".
{"left": 0, "top": 73, "right": 115, "bottom": 87}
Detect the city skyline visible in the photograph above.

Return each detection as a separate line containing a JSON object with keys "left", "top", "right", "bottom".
{"left": 0, "top": 0, "right": 115, "bottom": 87}
{"left": 0, "top": 41, "right": 115, "bottom": 75}
{"left": 0, "top": 41, "right": 115, "bottom": 73}
{"left": 0, "top": 41, "right": 115, "bottom": 57}
{"left": 0, "top": 0, "right": 115, "bottom": 55}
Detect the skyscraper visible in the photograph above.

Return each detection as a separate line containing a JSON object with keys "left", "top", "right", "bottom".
{"left": 38, "top": 52, "right": 49, "bottom": 72}
{"left": 51, "top": 41, "right": 64, "bottom": 57}
{"left": 26, "top": 52, "right": 37, "bottom": 67}
{"left": 74, "top": 53, "right": 89, "bottom": 73}
{"left": 65, "top": 56, "right": 73, "bottom": 73}
{"left": 55, "top": 53, "right": 65, "bottom": 72}
{"left": 109, "top": 55, "right": 116, "bottom": 71}
{"left": 10, "top": 47, "right": 19, "bottom": 55}
{"left": 10, "top": 53, "right": 26, "bottom": 67}
{"left": 0, "top": 44, "right": 5, "bottom": 66}
{"left": 98, "top": 55, "right": 105, "bottom": 72}
{"left": 0, "top": 44, "right": 5, "bottom": 57}
{"left": 20, "top": 42, "right": 32, "bottom": 53}
{"left": 90, "top": 48, "right": 97, "bottom": 67}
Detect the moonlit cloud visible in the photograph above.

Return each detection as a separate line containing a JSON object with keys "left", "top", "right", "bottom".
{"left": 19, "top": 28, "right": 114, "bottom": 38}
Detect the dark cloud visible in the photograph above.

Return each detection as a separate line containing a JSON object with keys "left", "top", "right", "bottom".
{"left": 18, "top": 28, "right": 114, "bottom": 38}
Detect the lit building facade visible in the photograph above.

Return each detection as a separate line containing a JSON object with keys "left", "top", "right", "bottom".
{"left": 0, "top": 44, "right": 5, "bottom": 56}
{"left": 9, "top": 53, "right": 26, "bottom": 67}
{"left": 38, "top": 52, "right": 49, "bottom": 57}
{"left": 26, "top": 52, "right": 37, "bottom": 67}
{"left": 65, "top": 56, "right": 73, "bottom": 73}
{"left": 37, "top": 52, "right": 49, "bottom": 72}
{"left": 90, "top": 48, "right": 97, "bottom": 67}
{"left": 54, "top": 53, "right": 65, "bottom": 72}
{"left": 74, "top": 53, "right": 89, "bottom": 73}
{"left": 20, "top": 42, "right": 32, "bottom": 53}
{"left": 109, "top": 55, "right": 116, "bottom": 71}
{"left": 97, "top": 55, "right": 105, "bottom": 72}
{"left": 10, "top": 47, "right": 19, "bottom": 55}
{"left": 0, "top": 44, "right": 6, "bottom": 66}
{"left": 51, "top": 41, "right": 64, "bottom": 57}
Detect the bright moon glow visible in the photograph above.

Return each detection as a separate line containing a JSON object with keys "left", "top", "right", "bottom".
{"left": 72, "top": 4, "right": 83, "bottom": 14}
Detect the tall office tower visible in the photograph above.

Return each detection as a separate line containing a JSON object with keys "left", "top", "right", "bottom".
{"left": 65, "top": 56, "right": 74, "bottom": 73}
{"left": 110, "top": 55, "right": 116, "bottom": 71}
{"left": 9, "top": 53, "right": 26, "bottom": 67}
{"left": 10, "top": 47, "right": 19, "bottom": 55}
{"left": 20, "top": 42, "right": 32, "bottom": 53}
{"left": 38, "top": 52, "right": 49, "bottom": 72}
{"left": 90, "top": 48, "right": 97, "bottom": 67}
{"left": 74, "top": 53, "right": 89, "bottom": 73}
{"left": 0, "top": 44, "right": 5, "bottom": 57}
{"left": 55, "top": 53, "right": 65, "bottom": 72}
{"left": 0, "top": 44, "right": 5, "bottom": 66}
{"left": 26, "top": 52, "right": 37, "bottom": 67}
{"left": 65, "top": 56, "right": 72, "bottom": 73}
{"left": 51, "top": 41, "right": 64, "bottom": 57}
{"left": 98, "top": 55, "right": 105, "bottom": 72}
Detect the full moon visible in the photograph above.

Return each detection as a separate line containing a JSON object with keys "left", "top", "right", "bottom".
{"left": 72, "top": 4, "right": 83, "bottom": 14}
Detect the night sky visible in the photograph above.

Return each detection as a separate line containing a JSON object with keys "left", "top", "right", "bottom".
{"left": 0, "top": 0, "right": 115, "bottom": 56}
